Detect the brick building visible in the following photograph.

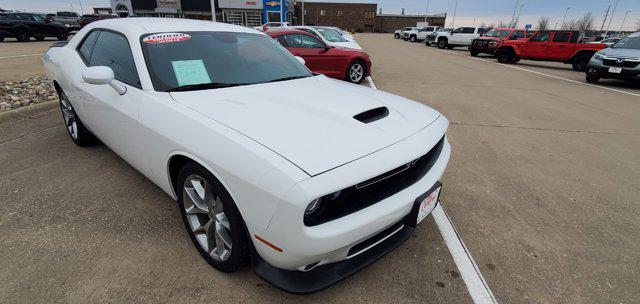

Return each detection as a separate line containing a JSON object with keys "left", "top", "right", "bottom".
{"left": 375, "top": 13, "right": 447, "bottom": 33}
{"left": 295, "top": 2, "right": 377, "bottom": 32}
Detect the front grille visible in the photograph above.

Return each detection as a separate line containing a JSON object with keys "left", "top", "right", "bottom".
{"left": 304, "top": 136, "right": 446, "bottom": 226}
{"left": 473, "top": 40, "right": 488, "bottom": 47}
{"left": 602, "top": 58, "right": 640, "bottom": 68}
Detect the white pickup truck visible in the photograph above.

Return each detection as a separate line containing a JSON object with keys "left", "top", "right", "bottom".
{"left": 434, "top": 26, "right": 487, "bottom": 49}
{"left": 406, "top": 26, "right": 439, "bottom": 43}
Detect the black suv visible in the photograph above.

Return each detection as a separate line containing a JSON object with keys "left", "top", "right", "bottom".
{"left": 0, "top": 12, "right": 69, "bottom": 42}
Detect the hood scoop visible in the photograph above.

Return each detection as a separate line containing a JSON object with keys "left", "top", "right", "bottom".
{"left": 353, "top": 107, "right": 389, "bottom": 124}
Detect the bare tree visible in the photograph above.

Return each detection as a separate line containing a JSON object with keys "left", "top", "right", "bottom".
{"left": 497, "top": 20, "right": 509, "bottom": 28}
{"left": 537, "top": 16, "right": 550, "bottom": 30}
{"left": 576, "top": 12, "right": 595, "bottom": 31}
{"left": 487, "top": 23, "right": 496, "bottom": 30}
{"left": 561, "top": 20, "right": 579, "bottom": 30}
{"left": 637, "top": 19, "right": 640, "bottom": 31}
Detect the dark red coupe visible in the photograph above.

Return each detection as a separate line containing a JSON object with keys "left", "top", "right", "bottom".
{"left": 266, "top": 28, "right": 371, "bottom": 84}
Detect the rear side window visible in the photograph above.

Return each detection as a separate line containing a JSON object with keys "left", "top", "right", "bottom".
{"left": 89, "top": 31, "right": 140, "bottom": 87}
{"left": 552, "top": 32, "right": 571, "bottom": 43}
{"left": 512, "top": 31, "right": 525, "bottom": 39}
{"left": 275, "top": 35, "right": 288, "bottom": 47}
{"left": 531, "top": 32, "right": 550, "bottom": 42}
{"left": 78, "top": 30, "right": 100, "bottom": 63}
{"left": 462, "top": 27, "right": 475, "bottom": 34}
{"left": 478, "top": 28, "right": 487, "bottom": 34}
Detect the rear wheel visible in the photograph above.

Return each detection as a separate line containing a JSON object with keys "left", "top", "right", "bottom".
{"left": 0, "top": 34, "right": 6, "bottom": 42}
{"left": 572, "top": 55, "right": 589, "bottom": 72}
{"left": 57, "top": 31, "right": 69, "bottom": 41}
{"left": 176, "top": 162, "right": 249, "bottom": 273}
{"left": 58, "top": 89, "right": 97, "bottom": 146}
{"left": 346, "top": 60, "right": 366, "bottom": 84}
{"left": 437, "top": 39, "right": 447, "bottom": 49}
{"left": 16, "top": 30, "right": 30, "bottom": 42}
{"left": 394, "top": 33, "right": 400, "bottom": 39}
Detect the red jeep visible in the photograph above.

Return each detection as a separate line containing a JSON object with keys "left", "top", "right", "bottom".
{"left": 469, "top": 28, "right": 531, "bottom": 57}
{"left": 495, "top": 30, "right": 607, "bottom": 71}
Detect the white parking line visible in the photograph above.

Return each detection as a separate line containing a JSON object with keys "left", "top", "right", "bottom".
{"left": 367, "top": 76, "right": 496, "bottom": 303}
{"left": 432, "top": 205, "right": 498, "bottom": 304}
{"left": 439, "top": 49, "right": 640, "bottom": 98}
{"left": 0, "top": 53, "right": 43, "bottom": 60}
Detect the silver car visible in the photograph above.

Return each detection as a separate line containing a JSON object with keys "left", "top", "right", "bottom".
{"left": 586, "top": 32, "right": 640, "bottom": 83}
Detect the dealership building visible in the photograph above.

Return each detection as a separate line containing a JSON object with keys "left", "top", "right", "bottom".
{"left": 110, "top": 0, "right": 446, "bottom": 31}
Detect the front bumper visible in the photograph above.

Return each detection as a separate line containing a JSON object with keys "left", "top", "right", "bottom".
{"left": 250, "top": 116, "right": 450, "bottom": 292}
{"left": 587, "top": 65, "right": 640, "bottom": 81}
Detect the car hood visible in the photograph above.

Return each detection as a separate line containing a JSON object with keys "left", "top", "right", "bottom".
{"left": 329, "top": 41, "right": 362, "bottom": 50}
{"left": 599, "top": 47, "right": 640, "bottom": 58}
{"left": 170, "top": 76, "right": 441, "bottom": 176}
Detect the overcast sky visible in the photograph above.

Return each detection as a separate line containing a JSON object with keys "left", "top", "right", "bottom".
{"left": 1, "top": 0, "right": 639, "bottom": 30}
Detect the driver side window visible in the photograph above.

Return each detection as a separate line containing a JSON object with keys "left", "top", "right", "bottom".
{"left": 86, "top": 30, "right": 140, "bottom": 88}
{"left": 531, "top": 32, "right": 550, "bottom": 42}
{"left": 284, "top": 34, "right": 324, "bottom": 49}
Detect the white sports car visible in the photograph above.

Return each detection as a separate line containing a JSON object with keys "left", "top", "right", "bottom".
{"left": 43, "top": 18, "right": 451, "bottom": 293}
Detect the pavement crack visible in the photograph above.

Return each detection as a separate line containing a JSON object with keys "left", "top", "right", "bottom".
{"left": 0, "top": 123, "right": 63, "bottom": 145}
{"left": 450, "top": 122, "right": 637, "bottom": 136}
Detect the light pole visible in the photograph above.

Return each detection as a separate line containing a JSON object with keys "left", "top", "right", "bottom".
{"left": 510, "top": 0, "right": 519, "bottom": 27}
{"left": 618, "top": 10, "right": 631, "bottom": 35}
{"left": 514, "top": 4, "right": 524, "bottom": 28}
{"left": 424, "top": 0, "right": 429, "bottom": 23}
{"left": 301, "top": 0, "right": 305, "bottom": 25}
{"left": 561, "top": 7, "right": 570, "bottom": 29}
{"left": 605, "top": 0, "right": 619, "bottom": 35}
{"left": 78, "top": 0, "right": 84, "bottom": 15}
{"left": 281, "top": 0, "right": 284, "bottom": 23}
{"left": 451, "top": 0, "right": 458, "bottom": 28}
{"left": 210, "top": 0, "right": 216, "bottom": 21}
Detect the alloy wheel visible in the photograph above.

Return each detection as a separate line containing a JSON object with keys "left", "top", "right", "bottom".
{"left": 349, "top": 62, "right": 364, "bottom": 83}
{"left": 60, "top": 92, "right": 78, "bottom": 140}
{"left": 182, "top": 174, "right": 232, "bottom": 261}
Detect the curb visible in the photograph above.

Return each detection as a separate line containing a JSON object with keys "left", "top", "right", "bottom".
{"left": 0, "top": 99, "right": 58, "bottom": 124}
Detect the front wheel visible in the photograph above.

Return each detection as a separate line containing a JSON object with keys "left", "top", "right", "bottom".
{"left": 16, "top": 30, "right": 30, "bottom": 42}
{"left": 59, "top": 89, "right": 97, "bottom": 146}
{"left": 585, "top": 73, "right": 600, "bottom": 83}
{"left": 0, "top": 35, "right": 4, "bottom": 42}
{"left": 394, "top": 33, "right": 400, "bottom": 39}
{"left": 572, "top": 56, "right": 589, "bottom": 72}
{"left": 425, "top": 41, "right": 431, "bottom": 46}
{"left": 437, "top": 39, "right": 447, "bottom": 49}
{"left": 177, "top": 162, "right": 249, "bottom": 273}
{"left": 57, "top": 31, "right": 69, "bottom": 41}
{"left": 346, "top": 60, "right": 366, "bottom": 84}
{"left": 470, "top": 48, "right": 479, "bottom": 57}
{"left": 496, "top": 49, "right": 516, "bottom": 64}
{"left": 410, "top": 35, "right": 416, "bottom": 42}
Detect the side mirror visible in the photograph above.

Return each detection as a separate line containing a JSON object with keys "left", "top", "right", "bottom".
{"left": 479, "top": 33, "right": 484, "bottom": 37}
{"left": 295, "top": 56, "right": 306, "bottom": 65}
{"left": 82, "top": 66, "right": 126, "bottom": 95}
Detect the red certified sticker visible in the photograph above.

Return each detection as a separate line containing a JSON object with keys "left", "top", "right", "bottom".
{"left": 143, "top": 33, "right": 191, "bottom": 44}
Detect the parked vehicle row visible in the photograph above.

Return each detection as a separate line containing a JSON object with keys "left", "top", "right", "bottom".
{"left": 396, "top": 25, "right": 638, "bottom": 83}
{"left": 0, "top": 12, "right": 69, "bottom": 42}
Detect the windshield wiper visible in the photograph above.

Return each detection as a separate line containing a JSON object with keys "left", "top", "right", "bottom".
{"left": 267, "top": 75, "right": 310, "bottom": 83}
{"left": 167, "top": 82, "right": 244, "bottom": 92}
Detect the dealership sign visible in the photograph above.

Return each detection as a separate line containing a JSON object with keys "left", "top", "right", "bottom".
{"left": 218, "top": 0, "right": 264, "bottom": 9}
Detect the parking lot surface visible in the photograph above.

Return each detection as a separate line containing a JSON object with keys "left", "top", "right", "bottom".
{"left": 1, "top": 33, "right": 639, "bottom": 303}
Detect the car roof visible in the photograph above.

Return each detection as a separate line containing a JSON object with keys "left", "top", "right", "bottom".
{"left": 266, "top": 28, "right": 312, "bottom": 37}
{"left": 81, "top": 17, "right": 259, "bottom": 37}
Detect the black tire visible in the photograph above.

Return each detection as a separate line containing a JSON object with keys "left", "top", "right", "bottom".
{"left": 394, "top": 33, "right": 400, "bottom": 39}
{"left": 470, "top": 48, "right": 479, "bottom": 57}
{"left": 58, "top": 89, "right": 97, "bottom": 146}
{"left": 57, "top": 31, "right": 69, "bottom": 41}
{"left": 176, "top": 162, "right": 249, "bottom": 273}
{"left": 496, "top": 48, "right": 515, "bottom": 64}
{"left": 346, "top": 60, "right": 366, "bottom": 84}
{"left": 0, "top": 35, "right": 5, "bottom": 42}
{"left": 585, "top": 73, "right": 600, "bottom": 83}
{"left": 34, "top": 35, "right": 45, "bottom": 41}
{"left": 425, "top": 41, "right": 431, "bottom": 46}
{"left": 437, "top": 39, "right": 447, "bottom": 49}
{"left": 572, "top": 56, "right": 589, "bottom": 72}
{"left": 16, "top": 30, "right": 30, "bottom": 42}
{"left": 410, "top": 35, "right": 417, "bottom": 42}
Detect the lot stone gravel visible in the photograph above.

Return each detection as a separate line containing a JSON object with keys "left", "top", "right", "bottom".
{"left": 0, "top": 76, "right": 57, "bottom": 112}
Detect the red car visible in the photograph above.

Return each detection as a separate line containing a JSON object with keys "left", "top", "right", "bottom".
{"left": 266, "top": 28, "right": 371, "bottom": 83}
{"left": 495, "top": 30, "right": 607, "bottom": 71}
{"left": 469, "top": 28, "right": 531, "bottom": 56}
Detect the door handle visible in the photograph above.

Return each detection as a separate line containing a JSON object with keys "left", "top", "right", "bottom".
{"left": 558, "top": 45, "right": 566, "bottom": 48}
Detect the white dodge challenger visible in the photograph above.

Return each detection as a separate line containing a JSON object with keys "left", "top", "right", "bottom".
{"left": 43, "top": 18, "right": 451, "bottom": 293}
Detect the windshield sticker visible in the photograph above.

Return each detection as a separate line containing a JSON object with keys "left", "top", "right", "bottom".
{"left": 143, "top": 33, "right": 191, "bottom": 44}
{"left": 171, "top": 60, "right": 212, "bottom": 87}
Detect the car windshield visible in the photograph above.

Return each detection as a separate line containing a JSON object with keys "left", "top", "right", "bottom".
{"left": 141, "top": 31, "right": 313, "bottom": 92}
{"left": 484, "top": 29, "right": 510, "bottom": 38}
{"left": 612, "top": 35, "right": 640, "bottom": 49}
{"left": 316, "top": 28, "right": 347, "bottom": 42}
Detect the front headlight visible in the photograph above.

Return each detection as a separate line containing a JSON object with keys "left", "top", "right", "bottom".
{"left": 305, "top": 198, "right": 323, "bottom": 215}
{"left": 593, "top": 53, "right": 603, "bottom": 61}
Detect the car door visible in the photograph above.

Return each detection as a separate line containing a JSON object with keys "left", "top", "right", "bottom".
{"left": 282, "top": 33, "right": 341, "bottom": 77}
{"left": 546, "top": 32, "right": 573, "bottom": 60}
{"left": 29, "top": 14, "right": 52, "bottom": 36}
{"left": 74, "top": 29, "right": 148, "bottom": 173}
{"left": 521, "top": 31, "right": 551, "bottom": 58}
